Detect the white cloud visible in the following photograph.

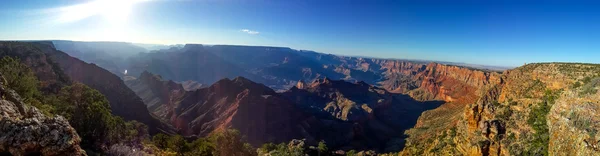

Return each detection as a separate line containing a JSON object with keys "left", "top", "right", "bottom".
{"left": 240, "top": 29, "right": 259, "bottom": 35}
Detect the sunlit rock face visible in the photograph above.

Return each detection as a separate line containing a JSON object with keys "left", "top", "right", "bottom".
{"left": 548, "top": 90, "right": 600, "bottom": 155}
{"left": 403, "top": 63, "right": 600, "bottom": 156}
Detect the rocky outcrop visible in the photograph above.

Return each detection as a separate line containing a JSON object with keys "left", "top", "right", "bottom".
{"left": 180, "top": 80, "right": 202, "bottom": 91}
{"left": 0, "top": 72, "right": 85, "bottom": 156}
{"left": 403, "top": 63, "right": 600, "bottom": 155}
{"left": 378, "top": 62, "right": 502, "bottom": 103}
{"left": 548, "top": 83, "right": 600, "bottom": 155}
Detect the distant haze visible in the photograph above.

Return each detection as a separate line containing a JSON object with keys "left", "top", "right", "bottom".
{"left": 1, "top": 1, "right": 599, "bottom": 67}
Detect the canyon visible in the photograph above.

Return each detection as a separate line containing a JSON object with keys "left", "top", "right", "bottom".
{"left": 1, "top": 41, "right": 597, "bottom": 155}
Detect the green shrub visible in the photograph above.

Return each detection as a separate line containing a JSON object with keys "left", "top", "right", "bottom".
{"left": 0, "top": 56, "right": 41, "bottom": 103}
{"left": 0, "top": 55, "right": 150, "bottom": 153}
{"left": 318, "top": 140, "right": 328, "bottom": 156}
{"left": 210, "top": 129, "right": 256, "bottom": 156}
{"left": 580, "top": 77, "right": 600, "bottom": 95}
{"left": 259, "top": 141, "right": 306, "bottom": 156}
{"left": 523, "top": 89, "right": 558, "bottom": 156}
{"left": 346, "top": 150, "right": 357, "bottom": 156}
{"left": 152, "top": 133, "right": 170, "bottom": 149}
{"left": 449, "top": 127, "right": 457, "bottom": 138}
{"left": 187, "top": 138, "right": 214, "bottom": 156}
{"left": 53, "top": 83, "right": 150, "bottom": 151}
{"left": 572, "top": 81, "right": 582, "bottom": 88}
{"left": 168, "top": 135, "right": 188, "bottom": 156}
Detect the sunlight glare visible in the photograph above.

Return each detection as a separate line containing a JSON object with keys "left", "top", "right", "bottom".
{"left": 57, "top": 0, "right": 146, "bottom": 24}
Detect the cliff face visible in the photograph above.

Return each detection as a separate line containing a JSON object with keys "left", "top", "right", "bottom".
{"left": 168, "top": 77, "right": 309, "bottom": 146}
{"left": 127, "top": 71, "right": 442, "bottom": 151}
{"left": 378, "top": 61, "right": 502, "bottom": 102}
{"left": 124, "top": 44, "right": 504, "bottom": 95}
{"left": 0, "top": 72, "right": 85, "bottom": 156}
{"left": 402, "top": 63, "right": 600, "bottom": 155}
{"left": 127, "top": 72, "right": 307, "bottom": 145}
{"left": 124, "top": 71, "right": 186, "bottom": 119}
{"left": 283, "top": 78, "right": 442, "bottom": 151}
{"left": 0, "top": 41, "right": 173, "bottom": 135}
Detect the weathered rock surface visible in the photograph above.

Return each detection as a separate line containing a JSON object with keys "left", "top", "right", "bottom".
{"left": 548, "top": 84, "right": 600, "bottom": 155}
{"left": 403, "top": 63, "right": 600, "bottom": 155}
{"left": 0, "top": 72, "right": 85, "bottom": 156}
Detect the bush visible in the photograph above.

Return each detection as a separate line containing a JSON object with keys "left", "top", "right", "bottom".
{"left": 318, "top": 140, "right": 328, "bottom": 156}
{"left": 187, "top": 138, "right": 214, "bottom": 156}
{"left": 54, "top": 83, "right": 114, "bottom": 149}
{"left": 524, "top": 90, "right": 557, "bottom": 156}
{"left": 346, "top": 150, "right": 357, "bottom": 156}
{"left": 258, "top": 141, "right": 305, "bottom": 156}
{"left": 210, "top": 129, "right": 256, "bottom": 156}
{"left": 152, "top": 130, "right": 256, "bottom": 156}
{"left": 0, "top": 56, "right": 41, "bottom": 104}
{"left": 168, "top": 135, "right": 188, "bottom": 156}
{"left": 0, "top": 55, "right": 150, "bottom": 153}
{"left": 53, "top": 83, "right": 150, "bottom": 151}
{"left": 572, "top": 81, "right": 582, "bottom": 88}
{"left": 152, "top": 133, "right": 170, "bottom": 149}
{"left": 580, "top": 77, "right": 600, "bottom": 95}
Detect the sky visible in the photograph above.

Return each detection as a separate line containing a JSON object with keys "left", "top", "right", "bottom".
{"left": 1, "top": 0, "right": 599, "bottom": 67}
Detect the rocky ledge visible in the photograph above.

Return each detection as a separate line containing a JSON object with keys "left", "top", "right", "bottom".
{"left": 0, "top": 72, "right": 85, "bottom": 156}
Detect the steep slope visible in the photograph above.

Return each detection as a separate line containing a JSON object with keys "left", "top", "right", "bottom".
{"left": 124, "top": 71, "right": 187, "bottom": 118}
{"left": 0, "top": 41, "right": 172, "bottom": 135}
{"left": 0, "top": 41, "right": 70, "bottom": 93}
{"left": 52, "top": 40, "right": 148, "bottom": 76}
{"left": 126, "top": 71, "right": 443, "bottom": 151}
{"left": 41, "top": 43, "right": 173, "bottom": 134}
{"left": 0, "top": 72, "right": 84, "bottom": 156}
{"left": 170, "top": 77, "right": 308, "bottom": 146}
{"left": 548, "top": 82, "right": 600, "bottom": 155}
{"left": 283, "top": 78, "right": 442, "bottom": 151}
{"left": 378, "top": 61, "right": 502, "bottom": 103}
{"left": 402, "top": 63, "right": 600, "bottom": 155}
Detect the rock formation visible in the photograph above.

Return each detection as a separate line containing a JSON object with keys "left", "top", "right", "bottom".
{"left": 0, "top": 41, "right": 174, "bottom": 135}
{"left": 402, "top": 63, "right": 600, "bottom": 155}
{"left": 0, "top": 72, "right": 85, "bottom": 156}
{"left": 126, "top": 71, "right": 442, "bottom": 151}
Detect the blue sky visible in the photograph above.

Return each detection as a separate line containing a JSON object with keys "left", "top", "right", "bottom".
{"left": 1, "top": 0, "right": 599, "bottom": 67}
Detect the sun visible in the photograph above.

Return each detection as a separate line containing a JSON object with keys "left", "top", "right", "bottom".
{"left": 57, "top": 0, "right": 146, "bottom": 24}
